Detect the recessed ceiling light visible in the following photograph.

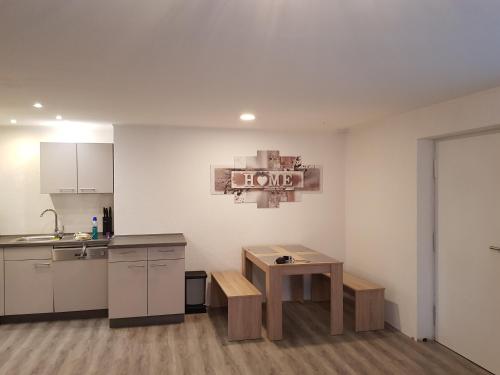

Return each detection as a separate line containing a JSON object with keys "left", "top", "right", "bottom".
{"left": 56, "top": 115, "right": 62, "bottom": 120}
{"left": 33, "top": 102, "right": 43, "bottom": 109}
{"left": 240, "top": 113, "right": 256, "bottom": 121}
{"left": 10, "top": 119, "right": 17, "bottom": 124}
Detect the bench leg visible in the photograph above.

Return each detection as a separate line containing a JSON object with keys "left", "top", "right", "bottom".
{"left": 355, "top": 290, "right": 385, "bottom": 332}
{"left": 228, "top": 297, "right": 262, "bottom": 340}
{"left": 311, "top": 274, "right": 331, "bottom": 302}
{"left": 210, "top": 278, "right": 227, "bottom": 308}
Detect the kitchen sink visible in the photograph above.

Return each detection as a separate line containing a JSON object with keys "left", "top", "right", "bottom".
{"left": 14, "top": 235, "right": 61, "bottom": 242}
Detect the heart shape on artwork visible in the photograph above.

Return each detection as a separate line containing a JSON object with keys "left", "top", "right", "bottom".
{"left": 256, "top": 175, "right": 268, "bottom": 186}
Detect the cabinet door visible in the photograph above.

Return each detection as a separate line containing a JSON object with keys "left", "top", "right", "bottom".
{"left": 148, "top": 258, "right": 185, "bottom": 316}
{"left": 53, "top": 259, "right": 108, "bottom": 312}
{"left": 5, "top": 260, "right": 54, "bottom": 315}
{"left": 108, "top": 261, "right": 147, "bottom": 318}
{"left": 40, "top": 143, "right": 77, "bottom": 193}
{"left": 0, "top": 249, "right": 4, "bottom": 316}
{"left": 77, "top": 143, "right": 114, "bottom": 193}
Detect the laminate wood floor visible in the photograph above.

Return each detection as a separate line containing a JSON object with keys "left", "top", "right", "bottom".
{"left": 0, "top": 302, "right": 489, "bottom": 375}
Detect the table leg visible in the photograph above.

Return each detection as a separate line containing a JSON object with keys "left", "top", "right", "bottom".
{"left": 290, "top": 275, "right": 304, "bottom": 302}
{"left": 330, "top": 263, "right": 343, "bottom": 335}
{"left": 265, "top": 268, "right": 282, "bottom": 340}
{"left": 242, "top": 250, "right": 253, "bottom": 282}
{"left": 311, "top": 273, "right": 331, "bottom": 302}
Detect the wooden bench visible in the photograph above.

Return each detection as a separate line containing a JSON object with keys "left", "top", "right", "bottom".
{"left": 210, "top": 271, "right": 262, "bottom": 340}
{"left": 311, "top": 272, "right": 385, "bottom": 332}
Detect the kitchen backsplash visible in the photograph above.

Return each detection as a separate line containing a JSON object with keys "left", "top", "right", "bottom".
{"left": 48, "top": 194, "right": 114, "bottom": 234}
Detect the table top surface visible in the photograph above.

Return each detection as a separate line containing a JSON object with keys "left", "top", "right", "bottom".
{"left": 243, "top": 244, "right": 341, "bottom": 267}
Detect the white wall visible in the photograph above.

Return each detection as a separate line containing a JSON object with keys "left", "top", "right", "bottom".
{"left": 345, "top": 86, "right": 500, "bottom": 339}
{"left": 0, "top": 124, "right": 113, "bottom": 235}
{"left": 114, "top": 125, "right": 346, "bottom": 299}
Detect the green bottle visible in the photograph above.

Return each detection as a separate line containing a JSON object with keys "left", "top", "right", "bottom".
{"left": 91, "top": 216, "right": 98, "bottom": 240}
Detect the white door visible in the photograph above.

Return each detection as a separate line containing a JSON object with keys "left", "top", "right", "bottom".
{"left": 77, "top": 143, "right": 114, "bottom": 193}
{"left": 108, "top": 261, "right": 147, "bottom": 318}
{"left": 436, "top": 132, "right": 500, "bottom": 374}
{"left": 40, "top": 142, "right": 77, "bottom": 193}
{"left": 148, "top": 259, "right": 185, "bottom": 316}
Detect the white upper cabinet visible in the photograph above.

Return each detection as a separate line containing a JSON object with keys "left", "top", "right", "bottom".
{"left": 40, "top": 143, "right": 77, "bottom": 193}
{"left": 40, "top": 142, "right": 113, "bottom": 194}
{"left": 77, "top": 143, "right": 114, "bottom": 193}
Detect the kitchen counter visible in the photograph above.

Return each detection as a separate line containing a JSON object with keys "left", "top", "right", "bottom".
{"left": 0, "top": 234, "right": 110, "bottom": 248}
{"left": 108, "top": 233, "right": 186, "bottom": 249}
{"left": 0, "top": 233, "right": 186, "bottom": 249}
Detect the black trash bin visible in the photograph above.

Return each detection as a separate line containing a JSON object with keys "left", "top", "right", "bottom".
{"left": 185, "top": 271, "right": 207, "bottom": 314}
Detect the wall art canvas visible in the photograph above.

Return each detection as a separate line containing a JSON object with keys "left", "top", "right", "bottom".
{"left": 211, "top": 150, "right": 321, "bottom": 208}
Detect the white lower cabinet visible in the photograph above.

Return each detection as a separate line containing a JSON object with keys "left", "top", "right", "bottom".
{"left": 108, "top": 261, "right": 147, "bottom": 319}
{"left": 148, "top": 258, "right": 185, "bottom": 316}
{"left": 108, "top": 246, "right": 185, "bottom": 320}
{"left": 5, "top": 260, "right": 54, "bottom": 315}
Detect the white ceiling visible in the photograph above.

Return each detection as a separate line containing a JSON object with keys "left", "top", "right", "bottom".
{"left": 2, "top": 0, "right": 500, "bottom": 130}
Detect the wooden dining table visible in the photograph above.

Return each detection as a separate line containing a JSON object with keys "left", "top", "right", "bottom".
{"left": 242, "top": 244, "right": 343, "bottom": 341}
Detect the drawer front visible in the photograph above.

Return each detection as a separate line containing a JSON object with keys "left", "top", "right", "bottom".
{"left": 108, "top": 247, "right": 147, "bottom": 262}
{"left": 148, "top": 246, "right": 185, "bottom": 261}
{"left": 4, "top": 246, "right": 52, "bottom": 261}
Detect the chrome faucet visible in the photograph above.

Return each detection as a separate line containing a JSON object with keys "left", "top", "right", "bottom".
{"left": 40, "top": 209, "right": 64, "bottom": 239}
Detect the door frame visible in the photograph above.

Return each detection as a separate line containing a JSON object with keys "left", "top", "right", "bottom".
{"left": 417, "top": 127, "right": 500, "bottom": 341}
{"left": 416, "top": 138, "right": 436, "bottom": 340}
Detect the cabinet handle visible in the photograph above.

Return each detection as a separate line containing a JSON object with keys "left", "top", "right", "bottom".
{"left": 151, "top": 264, "right": 168, "bottom": 268}
{"left": 59, "top": 188, "right": 76, "bottom": 193}
{"left": 79, "top": 188, "right": 97, "bottom": 192}
{"left": 34, "top": 263, "right": 51, "bottom": 268}
{"left": 128, "top": 265, "right": 145, "bottom": 269}
{"left": 158, "top": 249, "right": 175, "bottom": 253}
{"left": 120, "top": 250, "right": 136, "bottom": 255}
{"left": 490, "top": 246, "right": 500, "bottom": 251}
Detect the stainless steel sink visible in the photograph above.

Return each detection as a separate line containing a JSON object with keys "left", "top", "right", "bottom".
{"left": 14, "top": 235, "right": 61, "bottom": 242}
